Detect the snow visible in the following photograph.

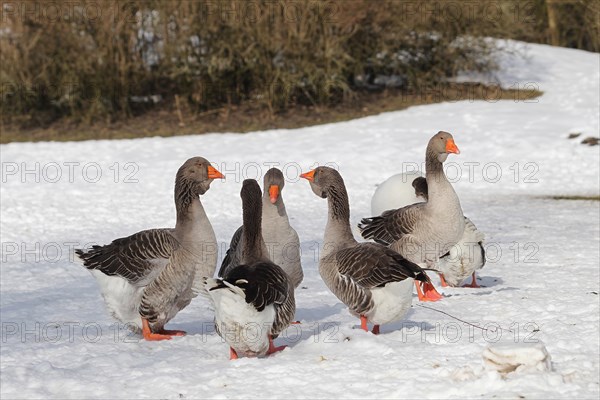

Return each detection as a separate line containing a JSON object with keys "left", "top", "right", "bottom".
{"left": 482, "top": 342, "right": 552, "bottom": 374}
{"left": 1, "top": 41, "right": 599, "bottom": 399}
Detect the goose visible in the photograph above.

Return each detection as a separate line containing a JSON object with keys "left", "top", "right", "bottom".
{"left": 204, "top": 179, "right": 295, "bottom": 359}
{"left": 300, "top": 166, "right": 430, "bottom": 334}
{"left": 75, "top": 157, "right": 224, "bottom": 341}
{"left": 438, "top": 217, "right": 485, "bottom": 287}
{"left": 359, "top": 131, "right": 464, "bottom": 301}
{"left": 372, "top": 174, "right": 485, "bottom": 287}
{"left": 370, "top": 170, "right": 426, "bottom": 215}
{"left": 219, "top": 168, "right": 303, "bottom": 288}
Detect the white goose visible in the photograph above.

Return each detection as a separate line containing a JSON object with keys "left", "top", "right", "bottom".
{"left": 219, "top": 168, "right": 303, "bottom": 288}
{"left": 359, "top": 131, "right": 464, "bottom": 301}
{"left": 371, "top": 170, "right": 427, "bottom": 214}
{"left": 371, "top": 174, "right": 486, "bottom": 287}
{"left": 300, "top": 166, "right": 429, "bottom": 334}
{"left": 205, "top": 179, "right": 295, "bottom": 359}
{"left": 76, "top": 157, "right": 224, "bottom": 340}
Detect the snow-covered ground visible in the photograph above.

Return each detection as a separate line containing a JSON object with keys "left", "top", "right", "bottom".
{"left": 1, "top": 41, "right": 599, "bottom": 399}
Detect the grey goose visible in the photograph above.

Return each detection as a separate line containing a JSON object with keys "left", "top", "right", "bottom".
{"left": 300, "top": 166, "right": 429, "bottom": 334}
{"left": 76, "top": 157, "right": 224, "bottom": 341}
{"left": 359, "top": 131, "right": 464, "bottom": 301}
{"left": 411, "top": 176, "right": 486, "bottom": 287}
{"left": 371, "top": 173, "right": 486, "bottom": 287}
{"left": 219, "top": 168, "right": 303, "bottom": 288}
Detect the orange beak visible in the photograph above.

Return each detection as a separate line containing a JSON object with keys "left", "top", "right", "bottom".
{"left": 269, "top": 185, "right": 279, "bottom": 204}
{"left": 207, "top": 165, "right": 225, "bottom": 179}
{"left": 300, "top": 170, "right": 315, "bottom": 182}
{"left": 446, "top": 138, "right": 460, "bottom": 154}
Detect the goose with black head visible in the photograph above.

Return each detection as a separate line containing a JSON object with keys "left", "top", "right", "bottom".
{"left": 205, "top": 179, "right": 295, "bottom": 359}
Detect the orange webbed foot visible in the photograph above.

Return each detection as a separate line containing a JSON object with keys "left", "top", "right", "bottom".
{"left": 360, "top": 315, "right": 369, "bottom": 332}
{"left": 157, "top": 329, "right": 187, "bottom": 336}
{"left": 415, "top": 281, "right": 443, "bottom": 302}
{"left": 440, "top": 274, "right": 449, "bottom": 287}
{"left": 141, "top": 319, "right": 173, "bottom": 341}
{"left": 462, "top": 272, "right": 481, "bottom": 288}
{"left": 267, "top": 335, "right": 287, "bottom": 355}
{"left": 230, "top": 347, "right": 239, "bottom": 360}
{"left": 143, "top": 332, "right": 173, "bottom": 341}
{"left": 360, "top": 316, "right": 379, "bottom": 334}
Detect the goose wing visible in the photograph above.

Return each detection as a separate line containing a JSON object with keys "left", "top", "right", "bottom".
{"left": 358, "top": 203, "right": 425, "bottom": 246}
{"left": 218, "top": 226, "right": 242, "bottom": 278}
{"left": 440, "top": 217, "right": 486, "bottom": 261}
{"left": 336, "top": 243, "right": 429, "bottom": 289}
{"left": 76, "top": 228, "right": 179, "bottom": 285}
{"left": 214, "top": 262, "right": 289, "bottom": 311}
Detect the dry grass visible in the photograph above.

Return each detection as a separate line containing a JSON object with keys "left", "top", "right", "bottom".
{"left": 0, "top": 1, "right": 499, "bottom": 131}
{"left": 0, "top": 0, "right": 594, "bottom": 143}
{"left": 1, "top": 82, "right": 541, "bottom": 143}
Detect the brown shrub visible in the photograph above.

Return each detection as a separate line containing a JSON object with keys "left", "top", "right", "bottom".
{"left": 0, "top": 0, "right": 596, "bottom": 129}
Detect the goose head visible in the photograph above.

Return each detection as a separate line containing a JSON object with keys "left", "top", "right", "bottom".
{"left": 300, "top": 166, "right": 341, "bottom": 198}
{"left": 428, "top": 131, "right": 460, "bottom": 163}
{"left": 176, "top": 157, "right": 224, "bottom": 196}
{"left": 412, "top": 176, "right": 429, "bottom": 201}
{"left": 264, "top": 168, "right": 285, "bottom": 204}
{"left": 241, "top": 178, "right": 262, "bottom": 207}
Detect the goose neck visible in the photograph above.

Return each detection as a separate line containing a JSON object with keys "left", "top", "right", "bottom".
{"left": 262, "top": 193, "right": 287, "bottom": 220}
{"left": 174, "top": 179, "right": 205, "bottom": 232}
{"left": 425, "top": 149, "right": 449, "bottom": 190}
{"left": 322, "top": 183, "right": 356, "bottom": 257}
{"left": 424, "top": 150, "right": 461, "bottom": 211}
{"left": 241, "top": 196, "right": 268, "bottom": 264}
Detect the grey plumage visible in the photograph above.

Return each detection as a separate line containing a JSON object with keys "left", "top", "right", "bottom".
{"left": 359, "top": 131, "right": 465, "bottom": 268}
{"left": 408, "top": 176, "right": 486, "bottom": 285}
{"left": 206, "top": 179, "right": 295, "bottom": 356}
{"left": 76, "top": 156, "right": 221, "bottom": 334}
{"left": 76, "top": 229, "right": 178, "bottom": 285}
{"left": 219, "top": 227, "right": 242, "bottom": 275}
{"left": 322, "top": 243, "right": 428, "bottom": 318}
{"left": 359, "top": 204, "right": 425, "bottom": 247}
{"left": 220, "top": 168, "right": 303, "bottom": 288}
{"left": 303, "top": 167, "right": 428, "bottom": 328}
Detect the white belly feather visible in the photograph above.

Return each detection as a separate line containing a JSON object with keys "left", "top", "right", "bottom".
{"left": 89, "top": 270, "right": 144, "bottom": 331}
{"left": 205, "top": 278, "right": 275, "bottom": 356}
{"left": 367, "top": 279, "right": 414, "bottom": 325}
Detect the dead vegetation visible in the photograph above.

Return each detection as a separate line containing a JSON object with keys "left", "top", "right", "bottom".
{"left": 0, "top": 0, "right": 595, "bottom": 142}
